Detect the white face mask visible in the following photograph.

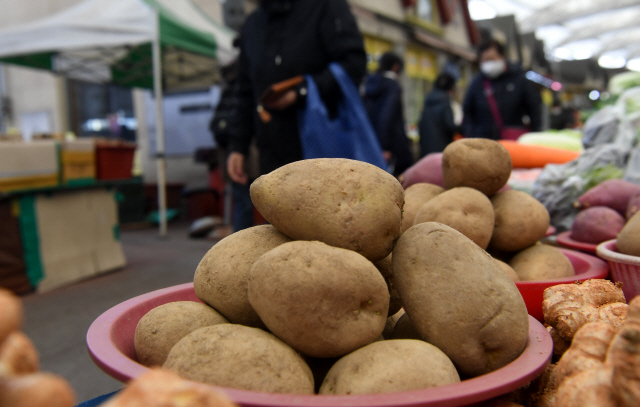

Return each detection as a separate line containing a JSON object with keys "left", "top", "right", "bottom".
{"left": 480, "top": 60, "right": 505, "bottom": 79}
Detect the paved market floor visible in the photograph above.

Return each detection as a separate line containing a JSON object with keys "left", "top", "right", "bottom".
{"left": 21, "top": 222, "right": 217, "bottom": 404}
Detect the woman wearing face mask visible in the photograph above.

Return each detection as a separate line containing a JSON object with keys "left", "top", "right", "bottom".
{"left": 462, "top": 39, "right": 542, "bottom": 140}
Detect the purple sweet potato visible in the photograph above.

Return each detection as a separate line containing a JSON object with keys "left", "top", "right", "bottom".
{"left": 574, "top": 179, "right": 640, "bottom": 215}
{"left": 570, "top": 206, "right": 626, "bottom": 244}
{"left": 627, "top": 194, "right": 640, "bottom": 220}
{"left": 400, "top": 153, "right": 444, "bottom": 189}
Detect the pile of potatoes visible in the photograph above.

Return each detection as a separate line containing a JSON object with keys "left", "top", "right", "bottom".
{"left": 134, "top": 142, "right": 555, "bottom": 396}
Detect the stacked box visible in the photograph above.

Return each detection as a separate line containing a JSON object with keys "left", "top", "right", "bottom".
{"left": 0, "top": 140, "right": 59, "bottom": 192}
{"left": 61, "top": 138, "right": 96, "bottom": 185}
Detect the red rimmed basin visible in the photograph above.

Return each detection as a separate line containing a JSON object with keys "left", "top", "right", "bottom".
{"left": 556, "top": 231, "right": 598, "bottom": 254}
{"left": 515, "top": 248, "right": 609, "bottom": 322}
{"left": 87, "top": 283, "right": 552, "bottom": 407}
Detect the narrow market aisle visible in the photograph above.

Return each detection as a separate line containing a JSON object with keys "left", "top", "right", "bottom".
{"left": 20, "top": 223, "right": 216, "bottom": 403}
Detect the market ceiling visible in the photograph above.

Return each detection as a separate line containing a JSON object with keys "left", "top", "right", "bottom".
{"left": 469, "top": 0, "right": 640, "bottom": 70}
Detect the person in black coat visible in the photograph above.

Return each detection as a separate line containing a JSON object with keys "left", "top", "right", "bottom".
{"left": 418, "top": 72, "right": 462, "bottom": 157}
{"left": 363, "top": 52, "right": 414, "bottom": 177}
{"left": 227, "top": 0, "right": 367, "bottom": 184}
{"left": 463, "top": 39, "right": 542, "bottom": 140}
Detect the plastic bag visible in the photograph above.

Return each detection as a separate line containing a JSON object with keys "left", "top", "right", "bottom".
{"left": 581, "top": 106, "right": 621, "bottom": 149}
{"left": 298, "top": 63, "right": 388, "bottom": 170}
{"left": 532, "top": 144, "right": 629, "bottom": 232}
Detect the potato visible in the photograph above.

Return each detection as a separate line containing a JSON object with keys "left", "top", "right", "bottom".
{"left": 134, "top": 301, "right": 229, "bottom": 367}
{"left": 401, "top": 183, "right": 444, "bottom": 233}
{"left": 164, "top": 325, "right": 314, "bottom": 394}
{"left": 495, "top": 259, "right": 520, "bottom": 282}
{"left": 101, "top": 368, "right": 238, "bottom": 407}
{"left": 373, "top": 254, "right": 402, "bottom": 316}
{"left": 0, "top": 373, "right": 76, "bottom": 407}
{"left": 248, "top": 241, "right": 389, "bottom": 358}
{"left": 319, "top": 340, "right": 460, "bottom": 394}
{"left": 0, "top": 331, "right": 39, "bottom": 375}
{"left": 413, "top": 187, "right": 495, "bottom": 249}
{"left": 570, "top": 206, "right": 625, "bottom": 244}
{"left": 393, "top": 222, "right": 529, "bottom": 377}
{"left": 193, "top": 225, "right": 291, "bottom": 327}
{"left": 250, "top": 158, "right": 404, "bottom": 261}
{"left": 389, "top": 313, "right": 422, "bottom": 340}
{"left": 617, "top": 211, "right": 640, "bottom": 256}
{"left": 509, "top": 245, "right": 574, "bottom": 281}
{"left": 0, "top": 289, "right": 22, "bottom": 344}
{"left": 382, "top": 309, "right": 405, "bottom": 339}
{"left": 490, "top": 190, "right": 550, "bottom": 252}
{"left": 442, "top": 138, "right": 512, "bottom": 196}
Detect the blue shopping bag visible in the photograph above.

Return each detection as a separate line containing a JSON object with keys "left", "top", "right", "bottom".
{"left": 299, "top": 63, "right": 388, "bottom": 171}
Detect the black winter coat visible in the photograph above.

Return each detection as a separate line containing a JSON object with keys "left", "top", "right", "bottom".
{"left": 418, "top": 89, "right": 461, "bottom": 157}
{"left": 230, "top": 0, "right": 367, "bottom": 174}
{"left": 462, "top": 64, "right": 542, "bottom": 140}
{"left": 363, "top": 72, "right": 414, "bottom": 176}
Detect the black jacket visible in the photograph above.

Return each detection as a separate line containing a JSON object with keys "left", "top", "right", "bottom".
{"left": 363, "top": 72, "right": 413, "bottom": 176}
{"left": 230, "top": 0, "right": 367, "bottom": 174}
{"left": 462, "top": 64, "right": 542, "bottom": 139}
{"left": 418, "top": 88, "right": 461, "bottom": 157}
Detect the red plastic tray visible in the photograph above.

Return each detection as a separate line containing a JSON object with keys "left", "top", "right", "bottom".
{"left": 87, "top": 284, "right": 552, "bottom": 407}
{"left": 515, "top": 248, "right": 609, "bottom": 322}
{"left": 555, "top": 231, "right": 598, "bottom": 254}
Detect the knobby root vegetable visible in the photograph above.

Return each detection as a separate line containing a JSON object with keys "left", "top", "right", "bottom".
{"left": 546, "top": 326, "right": 570, "bottom": 360}
{"left": 554, "top": 367, "right": 616, "bottom": 407}
{"left": 609, "top": 296, "right": 640, "bottom": 407}
{"left": 543, "top": 280, "right": 627, "bottom": 341}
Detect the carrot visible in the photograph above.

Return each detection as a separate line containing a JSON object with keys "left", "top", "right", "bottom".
{"left": 498, "top": 141, "right": 580, "bottom": 168}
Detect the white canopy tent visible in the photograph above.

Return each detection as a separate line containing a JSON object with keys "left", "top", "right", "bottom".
{"left": 0, "top": 0, "right": 237, "bottom": 235}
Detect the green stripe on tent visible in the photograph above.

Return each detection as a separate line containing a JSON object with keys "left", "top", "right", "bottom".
{"left": 143, "top": 0, "right": 217, "bottom": 58}
{"left": 18, "top": 196, "right": 44, "bottom": 288}
{"left": 0, "top": 52, "right": 53, "bottom": 70}
{"left": 111, "top": 43, "right": 154, "bottom": 89}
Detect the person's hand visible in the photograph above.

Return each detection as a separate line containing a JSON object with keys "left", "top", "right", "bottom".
{"left": 264, "top": 90, "right": 297, "bottom": 111}
{"left": 227, "top": 152, "right": 248, "bottom": 185}
{"left": 383, "top": 151, "right": 392, "bottom": 162}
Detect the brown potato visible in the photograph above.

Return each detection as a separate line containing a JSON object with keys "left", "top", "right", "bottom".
{"left": 134, "top": 301, "right": 228, "bottom": 367}
{"left": 401, "top": 183, "right": 444, "bottom": 233}
{"left": 413, "top": 187, "right": 495, "bottom": 249}
{"left": 373, "top": 254, "right": 402, "bottom": 316}
{"left": 490, "top": 190, "right": 550, "bottom": 252}
{"left": 0, "top": 373, "right": 76, "bottom": 407}
{"left": 442, "top": 138, "right": 512, "bottom": 196}
{"left": 495, "top": 259, "right": 520, "bottom": 282}
{"left": 0, "top": 331, "right": 39, "bottom": 376}
{"left": 509, "top": 245, "right": 575, "bottom": 281}
{"left": 0, "top": 289, "right": 22, "bottom": 344}
{"left": 248, "top": 241, "right": 389, "bottom": 358}
{"left": 319, "top": 340, "right": 460, "bottom": 394}
{"left": 617, "top": 211, "right": 640, "bottom": 256}
{"left": 193, "top": 225, "right": 291, "bottom": 327}
{"left": 250, "top": 158, "right": 404, "bottom": 261}
{"left": 393, "top": 222, "right": 529, "bottom": 377}
{"left": 164, "top": 325, "right": 314, "bottom": 394}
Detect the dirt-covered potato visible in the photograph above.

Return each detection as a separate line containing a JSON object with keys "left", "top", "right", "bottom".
{"left": 193, "top": 225, "right": 291, "bottom": 327}
{"left": 250, "top": 159, "right": 404, "bottom": 261}
{"left": 389, "top": 313, "right": 422, "bottom": 340}
{"left": 413, "top": 187, "right": 495, "bottom": 249}
{"left": 401, "top": 183, "right": 444, "bottom": 233}
{"left": 490, "top": 190, "right": 550, "bottom": 252}
{"left": 319, "top": 340, "right": 460, "bottom": 395}
{"left": 442, "top": 139, "right": 512, "bottom": 196}
{"left": 393, "top": 222, "right": 529, "bottom": 377}
{"left": 373, "top": 254, "right": 402, "bottom": 316}
{"left": 248, "top": 241, "right": 389, "bottom": 358}
{"left": 617, "top": 211, "right": 640, "bottom": 256}
{"left": 495, "top": 259, "right": 520, "bottom": 282}
{"left": 134, "top": 301, "right": 229, "bottom": 367}
{"left": 509, "top": 245, "right": 575, "bottom": 281}
{"left": 164, "top": 325, "right": 314, "bottom": 394}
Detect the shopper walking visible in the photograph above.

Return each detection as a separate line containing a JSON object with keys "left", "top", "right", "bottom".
{"left": 418, "top": 72, "right": 462, "bottom": 157}
{"left": 463, "top": 39, "right": 542, "bottom": 140}
{"left": 362, "top": 52, "right": 414, "bottom": 176}
{"left": 227, "top": 0, "right": 367, "bottom": 184}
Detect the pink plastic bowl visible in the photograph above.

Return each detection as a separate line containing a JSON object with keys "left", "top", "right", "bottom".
{"left": 555, "top": 231, "right": 598, "bottom": 254}
{"left": 87, "top": 283, "right": 552, "bottom": 407}
{"left": 545, "top": 226, "right": 556, "bottom": 237}
{"left": 597, "top": 240, "right": 640, "bottom": 301}
{"left": 515, "top": 249, "right": 609, "bottom": 322}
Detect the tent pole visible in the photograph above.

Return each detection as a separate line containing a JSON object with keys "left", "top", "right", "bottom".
{"left": 153, "top": 9, "right": 168, "bottom": 237}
